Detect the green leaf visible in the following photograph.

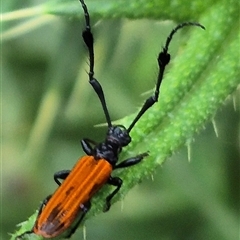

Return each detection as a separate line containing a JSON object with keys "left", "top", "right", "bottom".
{"left": 45, "top": 0, "right": 209, "bottom": 20}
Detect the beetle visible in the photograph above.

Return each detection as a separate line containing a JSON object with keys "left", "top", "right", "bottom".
{"left": 16, "top": 0, "right": 204, "bottom": 239}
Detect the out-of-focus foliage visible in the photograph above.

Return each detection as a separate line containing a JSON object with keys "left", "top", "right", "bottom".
{"left": 2, "top": 0, "right": 239, "bottom": 240}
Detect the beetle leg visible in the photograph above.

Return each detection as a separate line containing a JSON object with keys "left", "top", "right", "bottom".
{"left": 81, "top": 138, "right": 97, "bottom": 155}
{"left": 114, "top": 152, "right": 148, "bottom": 169}
{"left": 104, "top": 176, "right": 123, "bottom": 212}
{"left": 54, "top": 170, "right": 70, "bottom": 186}
{"left": 15, "top": 195, "right": 52, "bottom": 239}
{"left": 103, "top": 153, "right": 148, "bottom": 212}
{"left": 38, "top": 194, "right": 52, "bottom": 215}
{"left": 64, "top": 201, "right": 91, "bottom": 239}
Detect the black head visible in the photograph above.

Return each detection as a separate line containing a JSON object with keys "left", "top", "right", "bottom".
{"left": 106, "top": 125, "right": 131, "bottom": 147}
{"left": 91, "top": 125, "right": 131, "bottom": 164}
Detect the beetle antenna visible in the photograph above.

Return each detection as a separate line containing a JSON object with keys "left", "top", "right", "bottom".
{"left": 79, "top": 0, "right": 112, "bottom": 127}
{"left": 127, "top": 22, "right": 205, "bottom": 132}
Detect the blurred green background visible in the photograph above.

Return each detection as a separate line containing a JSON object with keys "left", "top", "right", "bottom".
{"left": 2, "top": 1, "right": 239, "bottom": 240}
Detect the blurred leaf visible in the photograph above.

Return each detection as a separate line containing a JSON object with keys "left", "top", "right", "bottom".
{"left": 7, "top": 0, "right": 240, "bottom": 239}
